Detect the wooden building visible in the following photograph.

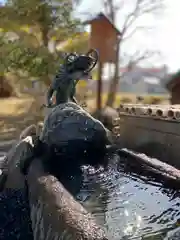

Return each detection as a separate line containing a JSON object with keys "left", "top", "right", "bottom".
{"left": 166, "top": 70, "right": 180, "bottom": 104}
{"left": 84, "top": 12, "right": 121, "bottom": 63}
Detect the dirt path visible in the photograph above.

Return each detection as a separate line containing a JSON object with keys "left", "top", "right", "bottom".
{"left": 0, "top": 97, "right": 44, "bottom": 141}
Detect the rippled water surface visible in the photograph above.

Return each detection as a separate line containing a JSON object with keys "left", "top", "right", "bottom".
{"left": 78, "top": 156, "right": 180, "bottom": 240}
{"left": 1, "top": 140, "right": 180, "bottom": 239}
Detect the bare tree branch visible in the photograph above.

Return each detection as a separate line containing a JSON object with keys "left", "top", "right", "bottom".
{"left": 102, "top": 0, "right": 163, "bottom": 63}
{"left": 120, "top": 49, "right": 161, "bottom": 74}
{"left": 75, "top": 0, "right": 164, "bottom": 107}
{"left": 122, "top": 25, "right": 153, "bottom": 41}
{"left": 103, "top": 0, "right": 126, "bottom": 24}
{"left": 118, "top": 53, "right": 161, "bottom": 80}
{"left": 129, "top": 50, "right": 160, "bottom": 63}
{"left": 120, "top": 0, "right": 163, "bottom": 38}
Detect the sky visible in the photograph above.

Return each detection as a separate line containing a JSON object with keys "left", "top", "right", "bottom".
{"left": 76, "top": 0, "right": 180, "bottom": 73}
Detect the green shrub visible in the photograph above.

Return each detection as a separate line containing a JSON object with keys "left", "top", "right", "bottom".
{"left": 120, "top": 97, "right": 132, "bottom": 104}
{"left": 143, "top": 96, "right": 163, "bottom": 105}
{"left": 136, "top": 96, "right": 144, "bottom": 102}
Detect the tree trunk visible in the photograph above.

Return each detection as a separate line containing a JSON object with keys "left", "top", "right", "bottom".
{"left": 0, "top": 75, "right": 14, "bottom": 98}
{"left": 40, "top": 26, "right": 52, "bottom": 87}
{"left": 106, "top": 41, "right": 120, "bottom": 107}
{"left": 40, "top": 26, "right": 49, "bottom": 47}
{"left": 97, "top": 61, "right": 103, "bottom": 111}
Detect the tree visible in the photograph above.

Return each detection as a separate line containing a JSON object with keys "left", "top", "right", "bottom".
{"left": 0, "top": 0, "right": 82, "bottom": 87}
{"left": 76, "top": 0, "right": 164, "bottom": 107}
{"left": 102, "top": 0, "right": 164, "bottom": 107}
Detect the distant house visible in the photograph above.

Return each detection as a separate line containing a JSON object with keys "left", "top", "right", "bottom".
{"left": 88, "top": 65, "right": 169, "bottom": 95}
{"left": 119, "top": 66, "right": 168, "bottom": 94}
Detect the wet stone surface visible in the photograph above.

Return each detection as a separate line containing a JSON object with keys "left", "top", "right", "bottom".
{"left": 40, "top": 102, "right": 110, "bottom": 146}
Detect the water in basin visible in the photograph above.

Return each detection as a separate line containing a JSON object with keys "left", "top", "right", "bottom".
{"left": 77, "top": 154, "right": 180, "bottom": 240}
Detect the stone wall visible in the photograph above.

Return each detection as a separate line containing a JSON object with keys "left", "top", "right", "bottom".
{"left": 113, "top": 104, "right": 180, "bottom": 169}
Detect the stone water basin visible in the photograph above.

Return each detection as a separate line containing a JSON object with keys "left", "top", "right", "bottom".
{"left": 76, "top": 154, "right": 180, "bottom": 239}
{"left": 1, "top": 140, "right": 180, "bottom": 239}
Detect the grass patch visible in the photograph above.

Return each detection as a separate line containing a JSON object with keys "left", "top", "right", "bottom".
{"left": 142, "top": 95, "right": 169, "bottom": 104}
{"left": 0, "top": 96, "right": 42, "bottom": 140}
{"left": 0, "top": 97, "right": 34, "bottom": 117}
{"left": 86, "top": 93, "right": 169, "bottom": 110}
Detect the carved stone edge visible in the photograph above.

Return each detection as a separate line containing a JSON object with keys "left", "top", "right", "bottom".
{"left": 116, "top": 104, "right": 180, "bottom": 120}
{"left": 27, "top": 158, "right": 108, "bottom": 240}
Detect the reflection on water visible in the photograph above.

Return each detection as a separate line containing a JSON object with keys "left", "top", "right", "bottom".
{"left": 77, "top": 155, "right": 180, "bottom": 240}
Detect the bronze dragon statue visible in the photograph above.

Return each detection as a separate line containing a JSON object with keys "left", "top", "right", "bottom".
{"left": 44, "top": 49, "right": 98, "bottom": 108}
